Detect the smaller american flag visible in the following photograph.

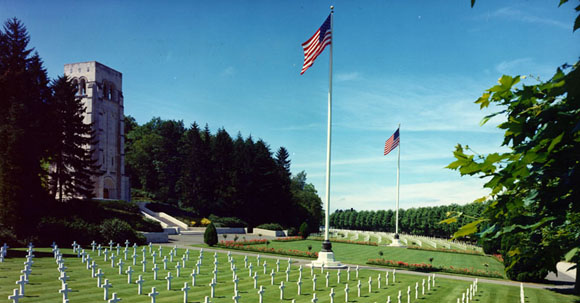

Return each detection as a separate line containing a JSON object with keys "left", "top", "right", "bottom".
{"left": 301, "top": 14, "right": 332, "bottom": 75}
{"left": 384, "top": 128, "right": 400, "bottom": 156}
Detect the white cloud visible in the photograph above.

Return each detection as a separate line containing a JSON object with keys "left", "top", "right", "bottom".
{"left": 329, "top": 179, "right": 490, "bottom": 211}
{"left": 221, "top": 66, "right": 236, "bottom": 77}
{"left": 336, "top": 72, "right": 361, "bottom": 82}
{"left": 490, "top": 7, "right": 569, "bottom": 30}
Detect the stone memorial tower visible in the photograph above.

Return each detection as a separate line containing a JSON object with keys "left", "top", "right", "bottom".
{"left": 64, "top": 61, "right": 130, "bottom": 201}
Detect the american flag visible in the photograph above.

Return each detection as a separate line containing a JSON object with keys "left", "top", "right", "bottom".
{"left": 384, "top": 128, "right": 400, "bottom": 156}
{"left": 301, "top": 14, "right": 332, "bottom": 75}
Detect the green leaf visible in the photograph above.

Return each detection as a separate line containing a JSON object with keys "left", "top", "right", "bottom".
{"left": 475, "top": 92, "right": 491, "bottom": 109}
{"left": 547, "top": 132, "right": 564, "bottom": 153}
{"left": 471, "top": 0, "right": 476, "bottom": 8}
{"left": 452, "top": 219, "right": 485, "bottom": 239}
{"left": 559, "top": 0, "right": 568, "bottom": 7}
{"left": 439, "top": 217, "right": 458, "bottom": 224}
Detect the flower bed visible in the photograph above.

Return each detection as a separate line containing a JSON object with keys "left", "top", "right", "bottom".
{"left": 216, "top": 242, "right": 318, "bottom": 258}
{"left": 309, "top": 237, "right": 378, "bottom": 246}
{"left": 219, "top": 239, "right": 267, "bottom": 246}
{"left": 367, "top": 258, "right": 504, "bottom": 278}
{"left": 272, "top": 236, "right": 303, "bottom": 242}
{"left": 407, "top": 245, "right": 484, "bottom": 256}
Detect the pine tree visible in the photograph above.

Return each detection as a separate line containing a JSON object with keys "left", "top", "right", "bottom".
{"left": 0, "top": 18, "right": 51, "bottom": 235}
{"left": 49, "top": 76, "right": 99, "bottom": 202}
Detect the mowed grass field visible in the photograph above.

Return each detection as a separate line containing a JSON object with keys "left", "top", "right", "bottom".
{"left": 239, "top": 240, "right": 505, "bottom": 277}
{"left": 0, "top": 246, "right": 578, "bottom": 302}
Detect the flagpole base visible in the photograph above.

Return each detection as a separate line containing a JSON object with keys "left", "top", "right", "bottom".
{"left": 309, "top": 240, "right": 347, "bottom": 269}
{"left": 389, "top": 234, "right": 407, "bottom": 248}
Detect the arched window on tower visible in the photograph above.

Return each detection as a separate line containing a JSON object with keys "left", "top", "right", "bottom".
{"left": 103, "top": 82, "right": 108, "bottom": 100}
{"left": 79, "top": 78, "right": 87, "bottom": 95}
{"left": 71, "top": 78, "right": 79, "bottom": 96}
{"left": 109, "top": 84, "right": 115, "bottom": 101}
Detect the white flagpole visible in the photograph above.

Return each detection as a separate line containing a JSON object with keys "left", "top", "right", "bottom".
{"left": 323, "top": 6, "right": 334, "bottom": 244}
{"left": 395, "top": 123, "right": 401, "bottom": 236}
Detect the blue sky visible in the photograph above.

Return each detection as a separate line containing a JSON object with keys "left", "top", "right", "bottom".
{"left": 1, "top": 0, "right": 577, "bottom": 212}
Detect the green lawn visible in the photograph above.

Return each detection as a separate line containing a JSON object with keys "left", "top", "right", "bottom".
{"left": 257, "top": 240, "right": 505, "bottom": 277}
{"left": 0, "top": 246, "right": 577, "bottom": 302}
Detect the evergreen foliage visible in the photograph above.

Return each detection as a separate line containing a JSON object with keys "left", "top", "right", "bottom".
{"left": 49, "top": 76, "right": 99, "bottom": 201}
{"left": 125, "top": 118, "right": 323, "bottom": 230}
{"left": 0, "top": 18, "right": 52, "bottom": 236}
{"left": 330, "top": 203, "right": 486, "bottom": 239}
{"left": 204, "top": 222, "right": 218, "bottom": 246}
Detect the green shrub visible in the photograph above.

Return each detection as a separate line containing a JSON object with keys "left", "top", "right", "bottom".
{"left": 299, "top": 222, "right": 309, "bottom": 239}
{"left": 36, "top": 217, "right": 100, "bottom": 246}
{"left": 256, "top": 223, "right": 284, "bottom": 231}
{"left": 134, "top": 218, "right": 163, "bottom": 232}
{"left": 287, "top": 227, "right": 298, "bottom": 236}
{"left": 100, "top": 218, "right": 143, "bottom": 245}
{"left": 204, "top": 222, "right": 218, "bottom": 246}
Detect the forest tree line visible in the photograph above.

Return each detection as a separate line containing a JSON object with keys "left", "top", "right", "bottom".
{"left": 124, "top": 116, "right": 323, "bottom": 231}
{"left": 330, "top": 203, "right": 486, "bottom": 239}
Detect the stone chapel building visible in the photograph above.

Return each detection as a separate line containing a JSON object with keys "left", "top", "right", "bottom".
{"left": 64, "top": 61, "right": 130, "bottom": 201}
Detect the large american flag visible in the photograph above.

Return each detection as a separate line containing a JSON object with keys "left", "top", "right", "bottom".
{"left": 384, "top": 128, "right": 400, "bottom": 156}
{"left": 301, "top": 14, "right": 332, "bottom": 75}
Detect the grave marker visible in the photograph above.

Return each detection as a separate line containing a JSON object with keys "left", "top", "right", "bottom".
{"left": 136, "top": 275, "right": 145, "bottom": 295}
{"left": 165, "top": 271, "right": 174, "bottom": 290}
{"left": 148, "top": 287, "right": 160, "bottom": 303}
{"left": 279, "top": 281, "right": 285, "bottom": 300}
{"left": 209, "top": 279, "right": 217, "bottom": 298}
{"left": 102, "top": 279, "right": 112, "bottom": 300}
{"left": 126, "top": 266, "right": 134, "bottom": 284}
{"left": 8, "top": 289, "right": 23, "bottom": 303}
{"left": 181, "top": 282, "right": 191, "bottom": 303}
{"left": 59, "top": 283, "right": 72, "bottom": 301}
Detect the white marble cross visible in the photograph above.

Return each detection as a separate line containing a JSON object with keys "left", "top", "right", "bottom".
{"left": 175, "top": 262, "right": 182, "bottom": 277}
{"left": 311, "top": 293, "right": 318, "bottom": 303}
{"left": 422, "top": 279, "right": 425, "bottom": 295}
{"left": 59, "top": 283, "right": 72, "bottom": 301}
{"left": 181, "top": 282, "right": 191, "bottom": 303}
{"left": 209, "top": 279, "right": 217, "bottom": 298}
{"left": 90, "top": 261, "right": 97, "bottom": 278}
{"left": 357, "top": 280, "right": 361, "bottom": 297}
{"left": 103, "top": 249, "right": 109, "bottom": 262}
{"left": 253, "top": 272, "right": 259, "bottom": 289}
{"left": 286, "top": 267, "right": 291, "bottom": 282}
{"left": 191, "top": 270, "right": 197, "bottom": 286}
{"left": 415, "top": 282, "right": 419, "bottom": 299}
{"left": 15, "top": 275, "right": 27, "bottom": 296}
{"left": 312, "top": 274, "right": 317, "bottom": 291}
{"left": 141, "top": 258, "right": 147, "bottom": 272}
{"left": 232, "top": 290, "right": 241, "bottom": 303}
{"left": 393, "top": 269, "right": 396, "bottom": 283}
{"left": 102, "top": 279, "right": 112, "bottom": 300}
{"left": 355, "top": 265, "right": 359, "bottom": 278}
{"left": 124, "top": 239, "right": 130, "bottom": 248}
{"left": 151, "top": 251, "right": 157, "bottom": 264}
{"left": 258, "top": 285, "right": 265, "bottom": 303}
{"left": 347, "top": 267, "right": 351, "bottom": 281}
{"left": 276, "top": 259, "right": 280, "bottom": 272}
{"left": 162, "top": 256, "right": 168, "bottom": 270}
{"left": 148, "top": 242, "right": 153, "bottom": 254}
{"left": 270, "top": 269, "right": 275, "bottom": 285}
{"left": 248, "top": 262, "right": 253, "bottom": 277}
{"left": 432, "top": 274, "right": 436, "bottom": 287}
{"left": 108, "top": 293, "right": 121, "bottom": 303}
{"left": 297, "top": 279, "right": 303, "bottom": 295}
{"left": 325, "top": 271, "right": 330, "bottom": 287}
{"left": 397, "top": 290, "right": 402, "bottom": 303}
{"left": 344, "top": 284, "right": 350, "bottom": 302}
{"left": 153, "top": 263, "right": 159, "bottom": 280}
{"left": 263, "top": 261, "right": 267, "bottom": 274}
{"left": 279, "top": 281, "right": 285, "bottom": 300}
{"left": 118, "top": 259, "right": 125, "bottom": 274}
{"left": 244, "top": 256, "right": 248, "bottom": 268}
{"left": 97, "top": 244, "right": 102, "bottom": 256}
{"left": 148, "top": 287, "right": 159, "bottom": 303}
{"left": 166, "top": 271, "right": 174, "bottom": 290}
{"left": 233, "top": 275, "right": 239, "bottom": 292}
{"left": 108, "top": 240, "right": 114, "bottom": 251}
{"left": 136, "top": 275, "right": 145, "bottom": 295}
{"left": 96, "top": 269, "right": 105, "bottom": 287}
{"left": 116, "top": 243, "right": 121, "bottom": 255}
{"left": 337, "top": 269, "right": 341, "bottom": 284}
{"left": 407, "top": 285, "right": 411, "bottom": 303}
{"left": 329, "top": 287, "right": 335, "bottom": 303}
{"left": 132, "top": 253, "right": 137, "bottom": 266}
{"left": 368, "top": 276, "right": 372, "bottom": 293}
{"left": 8, "top": 289, "right": 23, "bottom": 303}
{"left": 58, "top": 272, "right": 69, "bottom": 286}
{"left": 126, "top": 266, "right": 134, "bottom": 284}
{"left": 256, "top": 254, "right": 261, "bottom": 266}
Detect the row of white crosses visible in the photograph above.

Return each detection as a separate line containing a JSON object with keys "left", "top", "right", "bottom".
{"left": 457, "top": 279, "right": 479, "bottom": 303}
{"left": 7, "top": 243, "right": 33, "bottom": 303}
{"left": 0, "top": 242, "right": 8, "bottom": 262}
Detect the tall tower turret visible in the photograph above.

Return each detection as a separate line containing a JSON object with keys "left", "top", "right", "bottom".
{"left": 64, "top": 61, "right": 130, "bottom": 201}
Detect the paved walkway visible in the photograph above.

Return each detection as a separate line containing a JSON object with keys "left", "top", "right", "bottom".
{"left": 159, "top": 233, "right": 576, "bottom": 291}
